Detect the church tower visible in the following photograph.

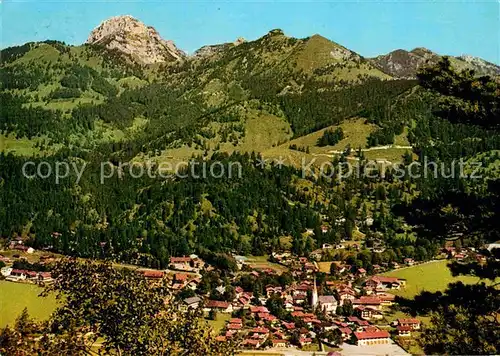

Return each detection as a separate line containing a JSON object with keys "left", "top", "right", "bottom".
{"left": 311, "top": 273, "right": 318, "bottom": 308}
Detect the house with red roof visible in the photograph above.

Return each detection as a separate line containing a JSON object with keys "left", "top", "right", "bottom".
{"left": 37, "top": 272, "right": 53, "bottom": 283}
{"left": 299, "top": 337, "right": 312, "bottom": 347}
{"left": 250, "top": 306, "right": 269, "bottom": 314}
{"left": 353, "top": 296, "right": 382, "bottom": 310}
{"left": 227, "top": 323, "right": 242, "bottom": 331}
{"left": 235, "top": 286, "right": 244, "bottom": 297}
{"left": 215, "top": 336, "right": 227, "bottom": 342}
{"left": 339, "top": 327, "right": 352, "bottom": 341}
{"left": 249, "top": 327, "right": 269, "bottom": 340}
{"left": 243, "top": 339, "right": 261, "bottom": 349}
{"left": 169, "top": 256, "right": 204, "bottom": 271}
{"left": 238, "top": 296, "right": 251, "bottom": 307}
{"left": 397, "top": 318, "right": 421, "bottom": 330}
{"left": 355, "top": 306, "right": 383, "bottom": 320}
{"left": 397, "top": 325, "right": 412, "bottom": 337}
{"left": 173, "top": 273, "right": 189, "bottom": 283}
{"left": 376, "top": 292, "right": 396, "bottom": 306}
{"left": 318, "top": 295, "right": 338, "bottom": 313}
{"left": 139, "top": 270, "right": 165, "bottom": 279}
{"left": 356, "top": 268, "right": 367, "bottom": 276}
{"left": 229, "top": 318, "right": 242, "bottom": 325}
{"left": 365, "top": 276, "right": 406, "bottom": 290}
{"left": 205, "top": 300, "right": 233, "bottom": 313}
{"left": 337, "top": 288, "right": 356, "bottom": 305}
{"left": 354, "top": 330, "right": 391, "bottom": 346}
{"left": 347, "top": 316, "right": 360, "bottom": 323}
{"left": 272, "top": 339, "right": 288, "bottom": 347}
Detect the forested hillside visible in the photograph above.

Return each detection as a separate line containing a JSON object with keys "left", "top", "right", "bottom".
{"left": 1, "top": 29, "right": 499, "bottom": 270}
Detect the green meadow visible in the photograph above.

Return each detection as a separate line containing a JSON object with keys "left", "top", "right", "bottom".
{"left": 381, "top": 259, "right": 489, "bottom": 298}
{"left": 0, "top": 281, "right": 58, "bottom": 328}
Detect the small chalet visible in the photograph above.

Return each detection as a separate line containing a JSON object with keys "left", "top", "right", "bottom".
{"left": 397, "top": 318, "right": 421, "bottom": 330}
{"left": 339, "top": 327, "right": 352, "bottom": 341}
{"left": 272, "top": 339, "right": 288, "bottom": 347}
{"left": 169, "top": 256, "right": 203, "bottom": 271}
{"left": 299, "top": 337, "right": 312, "bottom": 347}
{"left": 355, "top": 306, "right": 383, "bottom": 320}
{"left": 365, "top": 276, "right": 405, "bottom": 290}
{"left": 173, "top": 273, "right": 189, "bottom": 283}
{"left": 205, "top": 300, "right": 233, "bottom": 313}
{"left": 353, "top": 296, "right": 382, "bottom": 310}
{"left": 243, "top": 339, "right": 260, "bottom": 349}
{"left": 182, "top": 296, "right": 202, "bottom": 309}
{"left": 397, "top": 325, "right": 412, "bottom": 337}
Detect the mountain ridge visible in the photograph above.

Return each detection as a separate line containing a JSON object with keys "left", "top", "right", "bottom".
{"left": 5, "top": 14, "right": 497, "bottom": 77}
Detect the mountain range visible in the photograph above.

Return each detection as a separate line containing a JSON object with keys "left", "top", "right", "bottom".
{"left": 86, "top": 15, "right": 500, "bottom": 78}
{"left": 1, "top": 14, "right": 498, "bottom": 163}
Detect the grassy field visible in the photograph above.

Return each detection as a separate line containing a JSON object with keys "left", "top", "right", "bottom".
{"left": 381, "top": 260, "right": 489, "bottom": 298}
{"left": 206, "top": 312, "right": 231, "bottom": 333}
{"left": 262, "top": 117, "right": 377, "bottom": 167}
{"left": 245, "top": 255, "right": 288, "bottom": 273}
{"left": 278, "top": 117, "right": 375, "bottom": 153}
{"left": 0, "top": 281, "right": 58, "bottom": 328}
{"left": 0, "top": 134, "right": 40, "bottom": 156}
{"left": 317, "top": 261, "right": 333, "bottom": 274}
{"left": 149, "top": 110, "right": 292, "bottom": 168}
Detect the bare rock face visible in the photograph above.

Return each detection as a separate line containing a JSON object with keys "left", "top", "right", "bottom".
{"left": 87, "top": 15, "right": 185, "bottom": 64}
{"left": 370, "top": 48, "right": 439, "bottom": 78}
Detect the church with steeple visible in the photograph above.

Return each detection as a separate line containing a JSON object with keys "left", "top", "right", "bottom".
{"left": 311, "top": 274, "right": 318, "bottom": 308}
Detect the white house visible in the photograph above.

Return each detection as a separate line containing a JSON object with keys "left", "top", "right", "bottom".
{"left": 1, "top": 267, "right": 12, "bottom": 277}
{"left": 5, "top": 269, "right": 27, "bottom": 281}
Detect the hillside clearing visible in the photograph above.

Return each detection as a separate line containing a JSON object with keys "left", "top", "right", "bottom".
{"left": 0, "top": 134, "right": 40, "bottom": 156}
{"left": 380, "top": 259, "right": 491, "bottom": 298}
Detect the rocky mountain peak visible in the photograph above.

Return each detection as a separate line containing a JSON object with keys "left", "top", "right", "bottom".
{"left": 86, "top": 15, "right": 185, "bottom": 64}
{"left": 267, "top": 29, "right": 285, "bottom": 37}
{"left": 233, "top": 37, "right": 246, "bottom": 46}
{"left": 369, "top": 48, "right": 439, "bottom": 78}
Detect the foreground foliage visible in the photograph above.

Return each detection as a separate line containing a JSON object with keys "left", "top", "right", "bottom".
{"left": 0, "top": 259, "right": 235, "bottom": 355}
{"left": 397, "top": 58, "right": 500, "bottom": 355}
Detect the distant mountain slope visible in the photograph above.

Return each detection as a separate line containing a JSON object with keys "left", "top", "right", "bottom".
{"left": 452, "top": 55, "right": 500, "bottom": 77}
{"left": 87, "top": 15, "right": 185, "bottom": 64}
{"left": 370, "top": 48, "right": 439, "bottom": 78}
{"left": 1, "top": 15, "right": 498, "bottom": 161}
{"left": 166, "top": 28, "right": 391, "bottom": 97}
{"left": 370, "top": 48, "right": 500, "bottom": 78}
{"left": 192, "top": 37, "right": 246, "bottom": 58}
